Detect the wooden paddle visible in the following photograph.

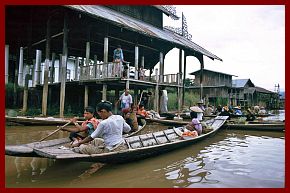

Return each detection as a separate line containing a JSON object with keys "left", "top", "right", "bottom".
{"left": 38, "top": 121, "right": 72, "bottom": 142}
{"left": 138, "top": 91, "right": 144, "bottom": 106}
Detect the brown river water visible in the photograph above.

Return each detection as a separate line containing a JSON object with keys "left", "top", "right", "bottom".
{"left": 5, "top": 114, "right": 285, "bottom": 188}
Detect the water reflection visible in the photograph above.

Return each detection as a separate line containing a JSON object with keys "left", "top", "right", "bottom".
{"left": 161, "top": 130, "right": 285, "bottom": 188}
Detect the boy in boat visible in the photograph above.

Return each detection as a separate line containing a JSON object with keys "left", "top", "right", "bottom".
{"left": 61, "top": 106, "right": 100, "bottom": 144}
{"left": 71, "top": 101, "right": 131, "bottom": 154}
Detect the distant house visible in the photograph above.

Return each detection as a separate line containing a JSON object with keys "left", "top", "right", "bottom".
{"left": 189, "top": 69, "right": 279, "bottom": 109}
{"left": 232, "top": 79, "right": 279, "bottom": 109}
{"left": 231, "top": 79, "right": 255, "bottom": 107}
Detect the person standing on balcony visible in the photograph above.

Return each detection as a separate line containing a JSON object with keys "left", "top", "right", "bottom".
{"left": 113, "top": 45, "right": 125, "bottom": 77}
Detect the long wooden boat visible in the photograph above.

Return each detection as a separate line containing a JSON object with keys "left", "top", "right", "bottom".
{"left": 5, "top": 120, "right": 147, "bottom": 157}
{"left": 7, "top": 116, "right": 228, "bottom": 163}
{"left": 224, "top": 121, "right": 285, "bottom": 131}
{"left": 5, "top": 115, "right": 83, "bottom": 126}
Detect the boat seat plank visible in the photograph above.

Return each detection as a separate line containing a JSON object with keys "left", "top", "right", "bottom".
{"left": 153, "top": 131, "right": 169, "bottom": 144}
{"left": 164, "top": 129, "right": 179, "bottom": 141}
{"left": 139, "top": 133, "right": 158, "bottom": 147}
{"left": 126, "top": 136, "right": 143, "bottom": 149}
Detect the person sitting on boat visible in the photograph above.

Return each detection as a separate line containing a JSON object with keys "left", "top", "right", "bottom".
{"left": 61, "top": 106, "right": 100, "bottom": 145}
{"left": 246, "top": 108, "right": 256, "bottom": 121}
{"left": 184, "top": 111, "right": 202, "bottom": 135}
{"left": 220, "top": 106, "right": 232, "bottom": 119}
{"left": 233, "top": 106, "right": 243, "bottom": 115}
{"left": 258, "top": 106, "right": 267, "bottom": 115}
{"left": 71, "top": 101, "right": 131, "bottom": 154}
{"left": 215, "top": 105, "right": 223, "bottom": 115}
{"left": 204, "top": 105, "right": 214, "bottom": 115}
{"left": 137, "top": 104, "right": 150, "bottom": 118}
{"left": 124, "top": 105, "right": 139, "bottom": 132}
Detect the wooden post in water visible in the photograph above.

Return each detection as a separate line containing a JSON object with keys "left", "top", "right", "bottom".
{"left": 18, "top": 47, "right": 24, "bottom": 87}
{"left": 23, "top": 74, "right": 32, "bottom": 114}
{"left": 154, "top": 68, "right": 159, "bottom": 113}
{"left": 182, "top": 53, "right": 187, "bottom": 108}
{"left": 60, "top": 14, "right": 68, "bottom": 117}
{"left": 102, "top": 84, "right": 107, "bottom": 101}
{"left": 159, "top": 52, "right": 164, "bottom": 83}
{"left": 134, "top": 45, "right": 139, "bottom": 80}
{"left": 50, "top": 53, "right": 55, "bottom": 83}
{"left": 74, "top": 57, "right": 79, "bottom": 80}
{"left": 5, "top": 45, "right": 9, "bottom": 84}
{"left": 33, "top": 50, "right": 42, "bottom": 87}
{"left": 42, "top": 19, "right": 51, "bottom": 116}
{"left": 84, "top": 41, "right": 90, "bottom": 108}
{"left": 199, "top": 55, "right": 204, "bottom": 102}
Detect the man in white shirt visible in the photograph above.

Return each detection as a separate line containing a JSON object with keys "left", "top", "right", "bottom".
{"left": 116, "top": 89, "right": 133, "bottom": 114}
{"left": 71, "top": 101, "right": 131, "bottom": 154}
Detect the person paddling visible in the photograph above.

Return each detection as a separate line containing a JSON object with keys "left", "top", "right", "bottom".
{"left": 61, "top": 106, "right": 100, "bottom": 145}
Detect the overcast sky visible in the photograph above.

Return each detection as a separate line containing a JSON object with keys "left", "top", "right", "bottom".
{"left": 162, "top": 5, "right": 285, "bottom": 92}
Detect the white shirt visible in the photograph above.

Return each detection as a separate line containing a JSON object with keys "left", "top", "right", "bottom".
{"left": 197, "top": 112, "right": 203, "bottom": 121}
{"left": 90, "top": 115, "right": 131, "bottom": 149}
{"left": 119, "top": 93, "right": 132, "bottom": 109}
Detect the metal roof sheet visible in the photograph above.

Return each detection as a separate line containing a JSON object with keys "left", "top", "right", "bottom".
{"left": 232, "top": 79, "right": 255, "bottom": 88}
{"left": 66, "top": 5, "right": 222, "bottom": 61}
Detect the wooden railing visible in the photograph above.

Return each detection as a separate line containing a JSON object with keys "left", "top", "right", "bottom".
{"left": 78, "top": 62, "right": 182, "bottom": 85}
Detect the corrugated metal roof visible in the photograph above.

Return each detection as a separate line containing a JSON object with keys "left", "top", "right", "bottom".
{"left": 232, "top": 79, "right": 255, "bottom": 88}
{"left": 65, "top": 5, "right": 222, "bottom": 61}
{"left": 190, "top": 69, "right": 236, "bottom": 77}
{"left": 247, "top": 87, "right": 274, "bottom": 94}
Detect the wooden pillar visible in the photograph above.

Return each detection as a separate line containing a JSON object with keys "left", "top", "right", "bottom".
{"left": 159, "top": 52, "right": 164, "bottom": 83}
{"left": 103, "top": 37, "right": 108, "bottom": 63}
{"left": 58, "top": 54, "right": 62, "bottom": 82}
{"left": 182, "top": 53, "right": 187, "bottom": 108}
{"left": 84, "top": 41, "right": 90, "bottom": 108}
{"left": 134, "top": 45, "right": 139, "bottom": 79}
{"left": 134, "top": 88, "right": 138, "bottom": 106}
{"left": 141, "top": 56, "right": 145, "bottom": 68}
{"left": 42, "top": 19, "right": 51, "bottom": 116}
{"left": 33, "top": 50, "right": 42, "bottom": 87}
{"left": 177, "top": 72, "right": 181, "bottom": 116}
{"left": 94, "top": 55, "right": 98, "bottom": 78}
{"left": 114, "top": 89, "right": 120, "bottom": 114}
{"left": 60, "top": 14, "right": 68, "bottom": 117}
{"left": 13, "top": 69, "right": 18, "bottom": 107}
{"left": 197, "top": 54, "right": 204, "bottom": 101}
{"left": 5, "top": 45, "right": 9, "bottom": 84}
{"left": 22, "top": 74, "right": 32, "bottom": 113}
{"left": 84, "top": 85, "right": 89, "bottom": 108}
{"left": 50, "top": 52, "right": 55, "bottom": 83}
{"left": 74, "top": 57, "right": 79, "bottom": 80}
{"left": 154, "top": 68, "right": 159, "bottom": 112}
{"left": 102, "top": 84, "right": 107, "bottom": 101}
{"left": 85, "top": 42, "right": 90, "bottom": 66}
{"left": 18, "top": 47, "right": 24, "bottom": 87}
